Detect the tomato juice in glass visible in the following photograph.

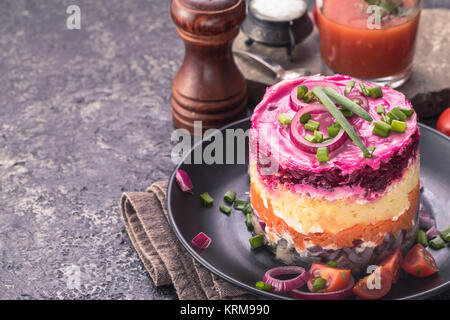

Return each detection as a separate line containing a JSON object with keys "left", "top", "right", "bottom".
{"left": 316, "top": 0, "right": 422, "bottom": 88}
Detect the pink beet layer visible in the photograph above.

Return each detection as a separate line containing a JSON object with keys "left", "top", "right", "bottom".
{"left": 250, "top": 74, "right": 420, "bottom": 198}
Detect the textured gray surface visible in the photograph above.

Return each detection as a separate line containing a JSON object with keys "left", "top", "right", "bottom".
{"left": 0, "top": 0, "right": 448, "bottom": 300}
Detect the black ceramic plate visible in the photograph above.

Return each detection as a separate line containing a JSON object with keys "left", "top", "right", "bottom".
{"left": 167, "top": 118, "right": 450, "bottom": 300}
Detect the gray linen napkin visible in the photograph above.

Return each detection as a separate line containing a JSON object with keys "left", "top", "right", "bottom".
{"left": 120, "top": 181, "right": 251, "bottom": 300}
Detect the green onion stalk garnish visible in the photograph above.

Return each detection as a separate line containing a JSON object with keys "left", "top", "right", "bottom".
{"left": 312, "top": 86, "right": 372, "bottom": 158}
{"left": 322, "top": 87, "right": 373, "bottom": 122}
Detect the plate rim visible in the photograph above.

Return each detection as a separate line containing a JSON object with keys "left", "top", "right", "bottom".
{"left": 167, "top": 118, "right": 450, "bottom": 300}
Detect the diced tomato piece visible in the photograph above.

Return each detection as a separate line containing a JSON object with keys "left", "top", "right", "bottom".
{"left": 401, "top": 244, "right": 439, "bottom": 277}
{"left": 379, "top": 247, "right": 402, "bottom": 283}
{"left": 308, "top": 262, "right": 352, "bottom": 293}
{"left": 353, "top": 266, "right": 393, "bottom": 300}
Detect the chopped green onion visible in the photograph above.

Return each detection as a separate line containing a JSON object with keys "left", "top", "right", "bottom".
{"left": 322, "top": 86, "right": 373, "bottom": 122}
{"left": 440, "top": 225, "right": 450, "bottom": 242}
{"left": 359, "top": 82, "right": 370, "bottom": 96}
{"left": 312, "top": 86, "right": 371, "bottom": 158}
{"left": 391, "top": 107, "right": 407, "bottom": 121}
{"left": 399, "top": 108, "right": 415, "bottom": 117}
{"left": 299, "top": 112, "right": 311, "bottom": 124}
{"left": 373, "top": 126, "right": 389, "bottom": 138}
{"left": 387, "top": 111, "right": 400, "bottom": 121}
{"left": 327, "top": 123, "right": 341, "bottom": 138}
{"left": 312, "top": 277, "right": 327, "bottom": 292}
{"left": 246, "top": 213, "right": 253, "bottom": 230}
{"left": 297, "top": 85, "right": 308, "bottom": 99}
{"left": 233, "top": 199, "right": 248, "bottom": 211}
{"left": 314, "top": 130, "right": 324, "bottom": 143}
{"left": 305, "top": 120, "right": 320, "bottom": 131}
{"left": 224, "top": 190, "right": 236, "bottom": 204}
{"left": 368, "top": 86, "right": 383, "bottom": 98}
{"left": 317, "top": 147, "right": 330, "bottom": 163}
{"left": 303, "top": 91, "right": 316, "bottom": 103}
{"left": 243, "top": 202, "right": 253, "bottom": 215}
{"left": 377, "top": 105, "right": 386, "bottom": 115}
{"left": 304, "top": 134, "right": 317, "bottom": 143}
{"left": 278, "top": 113, "right": 292, "bottom": 125}
{"left": 326, "top": 261, "right": 338, "bottom": 267}
{"left": 364, "top": 146, "right": 376, "bottom": 158}
{"left": 344, "top": 80, "right": 355, "bottom": 94}
{"left": 429, "top": 236, "right": 446, "bottom": 249}
{"left": 391, "top": 120, "right": 406, "bottom": 133}
{"left": 417, "top": 230, "right": 428, "bottom": 247}
{"left": 255, "top": 281, "right": 272, "bottom": 291}
{"left": 374, "top": 120, "right": 392, "bottom": 132}
{"left": 416, "top": 268, "right": 422, "bottom": 275}
{"left": 382, "top": 113, "right": 391, "bottom": 124}
{"left": 200, "top": 192, "right": 214, "bottom": 208}
{"left": 249, "top": 234, "right": 265, "bottom": 249}
{"left": 220, "top": 204, "right": 231, "bottom": 215}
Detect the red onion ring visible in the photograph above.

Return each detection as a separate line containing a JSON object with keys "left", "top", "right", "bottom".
{"left": 426, "top": 226, "right": 440, "bottom": 240}
{"left": 191, "top": 232, "right": 211, "bottom": 249}
{"left": 290, "top": 104, "right": 347, "bottom": 154}
{"left": 175, "top": 169, "right": 193, "bottom": 194}
{"left": 290, "top": 82, "right": 342, "bottom": 111}
{"left": 291, "top": 276, "right": 355, "bottom": 300}
{"left": 345, "top": 92, "right": 369, "bottom": 112}
{"left": 262, "top": 266, "right": 309, "bottom": 293}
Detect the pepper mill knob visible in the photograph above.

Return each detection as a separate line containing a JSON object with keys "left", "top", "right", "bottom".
{"left": 170, "top": 0, "right": 248, "bottom": 134}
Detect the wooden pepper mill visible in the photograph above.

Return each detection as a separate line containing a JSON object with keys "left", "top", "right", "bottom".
{"left": 170, "top": 0, "right": 248, "bottom": 135}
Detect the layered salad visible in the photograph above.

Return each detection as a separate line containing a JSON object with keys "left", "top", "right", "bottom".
{"left": 249, "top": 74, "right": 420, "bottom": 273}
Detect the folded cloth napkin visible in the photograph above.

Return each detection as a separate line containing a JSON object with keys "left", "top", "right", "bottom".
{"left": 120, "top": 181, "right": 253, "bottom": 300}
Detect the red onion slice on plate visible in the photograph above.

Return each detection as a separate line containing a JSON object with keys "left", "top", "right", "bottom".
{"left": 175, "top": 169, "right": 193, "bottom": 194}
{"left": 291, "top": 276, "right": 355, "bottom": 300}
{"left": 191, "top": 232, "right": 211, "bottom": 249}
{"left": 290, "top": 104, "right": 347, "bottom": 154}
{"left": 262, "top": 266, "right": 309, "bottom": 292}
{"left": 419, "top": 215, "right": 436, "bottom": 230}
{"left": 426, "top": 226, "right": 440, "bottom": 240}
{"left": 290, "top": 82, "right": 342, "bottom": 111}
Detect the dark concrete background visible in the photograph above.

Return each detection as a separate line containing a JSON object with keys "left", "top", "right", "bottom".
{"left": 0, "top": 0, "right": 448, "bottom": 300}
